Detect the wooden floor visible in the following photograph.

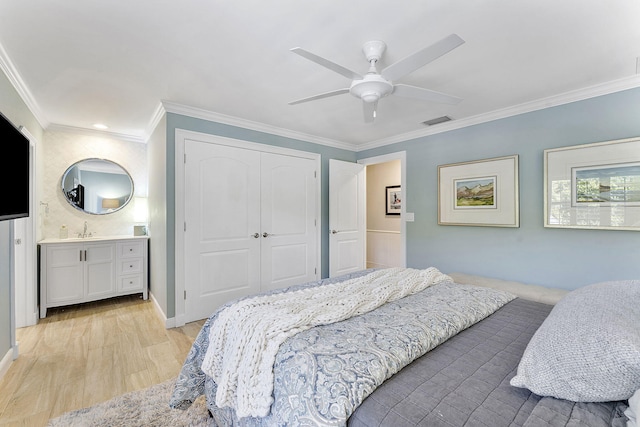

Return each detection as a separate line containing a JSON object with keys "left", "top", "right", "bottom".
{"left": 0, "top": 294, "right": 205, "bottom": 427}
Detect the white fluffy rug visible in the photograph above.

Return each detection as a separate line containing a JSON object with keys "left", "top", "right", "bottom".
{"left": 48, "top": 378, "right": 213, "bottom": 427}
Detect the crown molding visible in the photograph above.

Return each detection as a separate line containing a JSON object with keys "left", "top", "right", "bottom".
{"left": 356, "top": 74, "right": 640, "bottom": 151}
{"left": 161, "top": 100, "right": 354, "bottom": 151}
{"left": 145, "top": 102, "right": 166, "bottom": 139}
{"left": 47, "top": 123, "right": 147, "bottom": 144}
{"left": 4, "top": 31, "right": 639, "bottom": 152}
{"left": 0, "top": 40, "right": 49, "bottom": 129}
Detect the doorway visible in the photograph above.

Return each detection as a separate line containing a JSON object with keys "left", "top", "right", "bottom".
{"left": 359, "top": 152, "right": 406, "bottom": 269}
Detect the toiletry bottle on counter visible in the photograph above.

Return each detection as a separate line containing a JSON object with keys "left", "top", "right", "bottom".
{"left": 59, "top": 224, "right": 68, "bottom": 239}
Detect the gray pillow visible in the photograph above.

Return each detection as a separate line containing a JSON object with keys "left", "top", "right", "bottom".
{"left": 510, "top": 280, "right": 640, "bottom": 402}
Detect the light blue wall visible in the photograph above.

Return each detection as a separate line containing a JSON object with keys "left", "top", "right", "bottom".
{"left": 164, "top": 114, "right": 356, "bottom": 317}
{"left": 358, "top": 88, "right": 640, "bottom": 289}
{"left": 160, "top": 88, "right": 640, "bottom": 319}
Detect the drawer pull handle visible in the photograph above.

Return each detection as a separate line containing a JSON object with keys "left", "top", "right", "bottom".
{"left": 130, "top": 265, "right": 133, "bottom": 268}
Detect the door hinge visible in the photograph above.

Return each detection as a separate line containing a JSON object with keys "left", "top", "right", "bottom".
{"left": 314, "top": 171, "right": 317, "bottom": 178}
{"left": 184, "top": 222, "right": 187, "bottom": 232}
{"left": 184, "top": 153, "right": 187, "bottom": 164}
{"left": 184, "top": 290, "right": 187, "bottom": 299}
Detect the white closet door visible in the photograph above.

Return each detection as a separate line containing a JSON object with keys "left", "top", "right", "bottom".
{"left": 260, "top": 153, "right": 317, "bottom": 292}
{"left": 184, "top": 140, "right": 261, "bottom": 322}
{"left": 329, "top": 159, "right": 366, "bottom": 277}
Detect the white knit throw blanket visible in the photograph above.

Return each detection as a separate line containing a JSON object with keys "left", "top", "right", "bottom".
{"left": 200, "top": 267, "right": 452, "bottom": 419}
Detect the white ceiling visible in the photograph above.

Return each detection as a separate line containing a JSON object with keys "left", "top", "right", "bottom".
{"left": 1, "top": 1, "right": 640, "bottom": 150}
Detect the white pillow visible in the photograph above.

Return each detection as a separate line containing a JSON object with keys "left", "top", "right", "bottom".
{"left": 510, "top": 280, "right": 640, "bottom": 402}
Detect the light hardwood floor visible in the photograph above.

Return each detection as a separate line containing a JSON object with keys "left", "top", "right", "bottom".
{"left": 0, "top": 294, "right": 205, "bottom": 427}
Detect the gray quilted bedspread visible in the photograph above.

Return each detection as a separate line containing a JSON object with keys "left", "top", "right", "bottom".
{"left": 348, "top": 298, "right": 629, "bottom": 427}
{"left": 170, "top": 271, "right": 629, "bottom": 427}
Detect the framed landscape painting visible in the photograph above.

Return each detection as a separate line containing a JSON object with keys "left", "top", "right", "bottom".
{"left": 544, "top": 137, "right": 640, "bottom": 231}
{"left": 438, "top": 155, "right": 519, "bottom": 227}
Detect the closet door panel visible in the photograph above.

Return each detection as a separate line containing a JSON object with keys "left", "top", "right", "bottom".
{"left": 260, "top": 153, "right": 317, "bottom": 292}
{"left": 184, "top": 141, "right": 261, "bottom": 321}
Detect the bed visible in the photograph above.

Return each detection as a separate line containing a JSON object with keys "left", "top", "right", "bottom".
{"left": 170, "top": 267, "right": 638, "bottom": 427}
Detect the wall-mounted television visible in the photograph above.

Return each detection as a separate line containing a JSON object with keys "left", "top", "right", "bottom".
{"left": 0, "top": 111, "right": 30, "bottom": 221}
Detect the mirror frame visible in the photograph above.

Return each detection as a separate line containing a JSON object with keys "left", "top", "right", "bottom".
{"left": 61, "top": 158, "right": 134, "bottom": 215}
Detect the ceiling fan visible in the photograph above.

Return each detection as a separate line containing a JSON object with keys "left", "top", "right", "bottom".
{"left": 288, "top": 34, "right": 465, "bottom": 123}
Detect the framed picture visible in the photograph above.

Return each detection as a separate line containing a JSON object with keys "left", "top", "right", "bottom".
{"left": 544, "top": 137, "right": 640, "bottom": 231}
{"left": 438, "top": 155, "right": 519, "bottom": 227}
{"left": 385, "top": 185, "right": 401, "bottom": 215}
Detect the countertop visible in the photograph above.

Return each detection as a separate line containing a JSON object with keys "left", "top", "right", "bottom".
{"left": 38, "top": 235, "right": 149, "bottom": 244}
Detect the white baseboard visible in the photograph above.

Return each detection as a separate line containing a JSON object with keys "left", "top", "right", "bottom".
{"left": 0, "top": 347, "right": 14, "bottom": 381}
{"left": 174, "top": 314, "right": 185, "bottom": 328}
{"left": 28, "top": 310, "right": 38, "bottom": 327}
{"left": 149, "top": 291, "right": 176, "bottom": 329}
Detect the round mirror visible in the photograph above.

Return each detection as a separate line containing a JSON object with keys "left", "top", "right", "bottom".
{"left": 61, "top": 158, "right": 134, "bottom": 215}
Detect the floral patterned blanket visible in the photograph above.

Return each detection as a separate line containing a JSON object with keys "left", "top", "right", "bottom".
{"left": 170, "top": 268, "right": 516, "bottom": 426}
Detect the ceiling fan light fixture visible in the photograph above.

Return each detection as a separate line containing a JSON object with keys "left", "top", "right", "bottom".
{"left": 361, "top": 92, "right": 380, "bottom": 103}
{"left": 350, "top": 76, "right": 393, "bottom": 102}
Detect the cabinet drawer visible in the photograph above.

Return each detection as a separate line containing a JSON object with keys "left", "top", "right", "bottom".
{"left": 119, "top": 275, "right": 143, "bottom": 293}
{"left": 118, "top": 241, "right": 144, "bottom": 258}
{"left": 119, "top": 258, "right": 142, "bottom": 274}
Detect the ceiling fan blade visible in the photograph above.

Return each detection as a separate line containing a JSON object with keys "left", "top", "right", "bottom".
{"left": 381, "top": 34, "right": 465, "bottom": 82}
{"left": 393, "top": 84, "right": 462, "bottom": 105}
{"left": 290, "top": 47, "right": 363, "bottom": 80}
{"left": 363, "top": 100, "right": 378, "bottom": 123}
{"left": 288, "top": 88, "right": 350, "bottom": 105}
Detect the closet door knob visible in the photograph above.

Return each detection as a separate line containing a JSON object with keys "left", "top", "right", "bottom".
{"left": 263, "top": 232, "right": 270, "bottom": 238}
{"left": 252, "top": 233, "right": 260, "bottom": 238}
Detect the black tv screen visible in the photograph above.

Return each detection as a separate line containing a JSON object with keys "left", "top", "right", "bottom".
{"left": 0, "top": 111, "right": 29, "bottom": 221}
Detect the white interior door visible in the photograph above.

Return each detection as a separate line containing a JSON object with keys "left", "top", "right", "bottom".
{"left": 260, "top": 153, "right": 317, "bottom": 292}
{"left": 184, "top": 140, "right": 261, "bottom": 322}
{"left": 329, "top": 159, "right": 365, "bottom": 277}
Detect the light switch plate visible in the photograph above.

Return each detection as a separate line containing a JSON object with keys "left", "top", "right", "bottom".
{"left": 405, "top": 212, "right": 415, "bottom": 222}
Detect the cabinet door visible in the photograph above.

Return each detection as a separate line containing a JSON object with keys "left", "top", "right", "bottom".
{"left": 84, "top": 242, "right": 116, "bottom": 300}
{"left": 46, "top": 244, "right": 84, "bottom": 304}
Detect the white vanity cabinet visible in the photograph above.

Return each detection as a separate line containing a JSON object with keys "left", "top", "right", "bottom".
{"left": 39, "top": 236, "right": 148, "bottom": 318}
